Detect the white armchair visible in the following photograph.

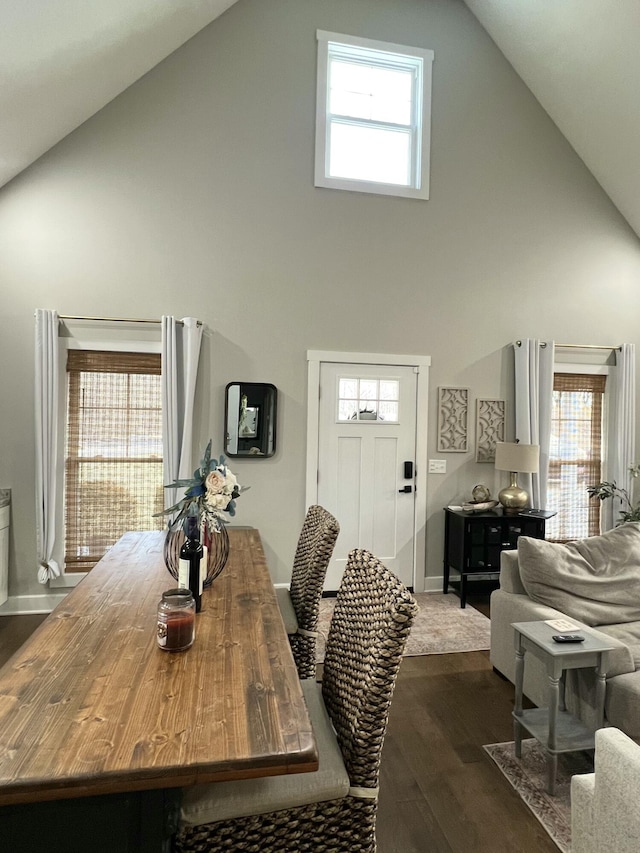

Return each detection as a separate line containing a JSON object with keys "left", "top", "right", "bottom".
{"left": 571, "top": 727, "right": 640, "bottom": 853}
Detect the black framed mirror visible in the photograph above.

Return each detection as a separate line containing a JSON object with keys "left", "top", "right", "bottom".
{"left": 225, "top": 382, "right": 277, "bottom": 458}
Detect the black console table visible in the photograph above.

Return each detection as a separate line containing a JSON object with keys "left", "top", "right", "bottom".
{"left": 443, "top": 508, "right": 546, "bottom": 608}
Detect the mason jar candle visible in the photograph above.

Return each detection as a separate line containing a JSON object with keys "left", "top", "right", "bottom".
{"left": 157, "top": 588, "right": 195, "bottom": 652}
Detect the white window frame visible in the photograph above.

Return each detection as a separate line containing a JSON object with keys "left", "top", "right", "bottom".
{"left": 315, "top": 31, "right": 434, "bottom": 200}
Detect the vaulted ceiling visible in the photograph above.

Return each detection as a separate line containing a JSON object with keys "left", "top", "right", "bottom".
{"left": 2, "top": 0, "right": 639, "bottom": 238}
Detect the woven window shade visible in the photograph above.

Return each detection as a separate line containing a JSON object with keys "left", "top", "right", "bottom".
{"left": 65, "top": 350, "right": 164, "bottom": 572}
{"left": 546, "top": 372, "right": 606, "bottom": 542}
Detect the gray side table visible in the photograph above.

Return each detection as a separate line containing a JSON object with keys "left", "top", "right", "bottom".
{"left": 511, "top": 620, "right": 616, "bottom": 795}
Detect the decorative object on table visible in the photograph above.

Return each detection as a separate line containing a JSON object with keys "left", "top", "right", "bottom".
{"left": 437, "top": 386, "right": 469, "bottom": 452}
{"left": 461, "top": 485, "right": 498, "bottom": 513}
{"left": 587, "top": 462, "right": 640, "bottom": 525}
{"left": 156, "top": 588, "right": 196, "bottom": 652}
{"left": 475, "top": 399, "right": 505, "bottom": 462}
{"left": 179, "top": 510, "right": 204, "bottom": 612}
{"left": 472, "top": 484, "right": 491, "bottom": 502}
{"left": 156, "top": 440, "right": 248, "bottom": 586}
{"left": 494, "top": 441, "right": 539, "bottom": 514}
{"left": 462, "top": 499, "right": 499, "bottom": 513}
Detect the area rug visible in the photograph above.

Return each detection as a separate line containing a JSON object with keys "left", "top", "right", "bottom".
{"left": 484, "top": 738, "right": 594, "bottom": 852}
{"left": 316, "top": 592, "right": 490, "bottom": 662}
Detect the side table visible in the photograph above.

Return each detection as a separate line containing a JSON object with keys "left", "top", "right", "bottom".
{"left": 511, "top": 621, "right": 616, "bottom": 795}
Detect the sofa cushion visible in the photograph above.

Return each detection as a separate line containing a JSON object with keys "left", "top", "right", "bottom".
{"left": 595, "top": 622, "right": 640, "bottom": 669}
{"left": 517, "top": 523, "right": 640, "bottom": 626}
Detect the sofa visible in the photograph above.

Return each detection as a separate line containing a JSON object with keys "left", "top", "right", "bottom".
{"left": 572, "top": 727, "right": 640, "bottom": 853}
{"left": 490, "top": 522, "right": 640, "bottom": 739}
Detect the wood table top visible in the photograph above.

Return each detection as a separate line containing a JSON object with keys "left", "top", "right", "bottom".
{"left": 0, "top": 529, "right": 318, "bottom": 806}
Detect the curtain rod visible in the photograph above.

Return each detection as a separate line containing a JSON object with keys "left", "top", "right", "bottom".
{"left": 57, "top": 314, "right": 201, "bottom": 327}
{"left": 516, "top": 340, "right": 621, "bottom": 351}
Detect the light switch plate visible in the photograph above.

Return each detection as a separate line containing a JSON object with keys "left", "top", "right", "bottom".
{"left": 428, "top": 459, "right": 447, "bottom": 474}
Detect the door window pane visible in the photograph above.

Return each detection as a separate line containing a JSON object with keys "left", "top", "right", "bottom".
{"left": 337, "top": 377, "right": 400, "bottom": 423}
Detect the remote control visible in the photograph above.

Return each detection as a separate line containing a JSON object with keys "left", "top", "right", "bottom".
{"left": 552, "top": 634, "right": 585, "bottom": 643}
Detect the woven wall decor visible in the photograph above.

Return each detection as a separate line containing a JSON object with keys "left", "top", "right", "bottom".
{"left": 476, "top": 399, "right": 505, "bottom": 462}
{"left": 437, "top": 387, "right": 469, "bottom": 452}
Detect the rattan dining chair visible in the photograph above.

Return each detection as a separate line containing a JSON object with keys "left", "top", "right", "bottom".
{"left": 275, "top": 504, "right": 340, "bottom": 679}
{"left": 174, "top": 548, "right": 418, "bottom": 853}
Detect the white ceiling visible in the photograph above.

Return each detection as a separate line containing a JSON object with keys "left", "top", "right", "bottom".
{"left": 2, "top": 0, "right": 639, "bottom": 238}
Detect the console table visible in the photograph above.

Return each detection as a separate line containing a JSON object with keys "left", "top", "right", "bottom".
{"left": 443, "top": 508, "right": 546, "bottom": 607}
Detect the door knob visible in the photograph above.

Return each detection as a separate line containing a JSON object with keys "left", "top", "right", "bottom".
{"left": 398, "top": 485, "right": 412, "bottom": 493}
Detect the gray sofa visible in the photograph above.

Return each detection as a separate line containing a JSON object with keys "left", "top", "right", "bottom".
{"left": 572, "top": 727, "right": 640, "bottom": 853}
{"left": 490, "top": 523, "right": 640, "bottom": 739}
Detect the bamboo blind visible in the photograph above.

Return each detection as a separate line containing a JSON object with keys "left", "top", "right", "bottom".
{"left": 65, "top": 350, "right": 164, "bottom": 571}
{"left": 547, "top": 372, "right": 607, "bottom": 542}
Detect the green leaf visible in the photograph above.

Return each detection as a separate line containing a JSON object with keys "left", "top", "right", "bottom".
{"left": 201, "top": 439, "right": 212, "bottom": 474}
{"left": 164, "top": 478, "right": 198, "bottom": 489}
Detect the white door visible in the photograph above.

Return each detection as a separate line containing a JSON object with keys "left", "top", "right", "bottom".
{"left": 316, "top": 362, "right": 418, "bottom": 590}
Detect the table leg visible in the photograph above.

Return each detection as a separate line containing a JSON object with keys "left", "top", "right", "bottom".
{"left": 460, "top": 573, "right": 467, "bottom": 608}
{"left": 513, "top": 636, "right": 524, "bottom": 759}
{"left": 442, "top": 517, "right": 450, "bottom": 595}
{"left": 595, "top": 653, "right": 608, "bottom": 729}
{"left": 546, "top": 750, "right": 558, "bottom": 798}
{"left": 546, "top": 673, "right": 560, "bottom": 796}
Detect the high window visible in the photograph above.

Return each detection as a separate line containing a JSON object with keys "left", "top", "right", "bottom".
{"left": 64, "top": 350, "right": 164, "bottom": 572}
{"left": 546, "top": 373, "right": 607, "bottom": 542}
{"left": 315, "top": 31, "right": 434, "bottom": 199}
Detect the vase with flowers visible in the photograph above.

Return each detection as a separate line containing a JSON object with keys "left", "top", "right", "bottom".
{"left": 156, "top": 440, "right": 248, "bottom": 586}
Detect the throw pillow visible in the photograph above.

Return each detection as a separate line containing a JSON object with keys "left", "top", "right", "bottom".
{"left": 518, "top": 523, "right": 640, "bottom": 626}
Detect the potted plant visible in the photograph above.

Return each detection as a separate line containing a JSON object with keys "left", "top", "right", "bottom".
{"left": 587, "top": 464, "right": 640, "bottom": 525}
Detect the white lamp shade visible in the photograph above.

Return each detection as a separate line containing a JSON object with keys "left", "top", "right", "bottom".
{"left": 494, "top": 442, "right": 539, "bottom": 474}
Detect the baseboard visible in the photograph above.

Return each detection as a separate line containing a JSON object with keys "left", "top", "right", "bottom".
{"left": 423, "top": 575, "right": 445, "bottom": 593}
{"left": 0, "top": 591, "right": 70, "bottom": 616}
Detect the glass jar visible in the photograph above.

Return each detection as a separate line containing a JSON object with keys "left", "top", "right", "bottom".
{"left": 157, "top": 588, "right": 195, "bottom": 652}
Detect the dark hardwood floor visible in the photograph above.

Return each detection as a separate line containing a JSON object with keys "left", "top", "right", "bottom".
{"left": 0, "top": 613, "right": 48, "bottom": 666}
{"left": 0, "top": 593, "right": 557, "bottom": 852}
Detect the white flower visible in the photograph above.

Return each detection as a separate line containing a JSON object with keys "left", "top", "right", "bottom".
{"left": 205, "top": 470, "right": 226, "bottom": 495}
{"left": 205, "top": 491, "right": 231, "bottom": 511}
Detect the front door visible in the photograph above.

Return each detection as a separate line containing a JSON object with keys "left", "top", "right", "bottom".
{"left": 316, "top": 362, "right": 419, "bottom": 590}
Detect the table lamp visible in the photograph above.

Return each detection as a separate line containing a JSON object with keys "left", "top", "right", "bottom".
{"left": 494, "top": 442, "right": 540, "bottom": 515}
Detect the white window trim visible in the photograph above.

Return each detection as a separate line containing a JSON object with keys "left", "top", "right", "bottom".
{"left": 50, "top": 327, "right": 161, "bottom": 589}
{"left": 315, "top": 31, "right": 434, "bottom": 200}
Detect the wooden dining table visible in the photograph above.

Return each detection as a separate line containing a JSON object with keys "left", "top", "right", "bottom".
{"left": 0, "top": 528, "right": 317, "bottom": 852}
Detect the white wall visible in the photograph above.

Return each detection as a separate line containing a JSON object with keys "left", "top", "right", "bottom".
{"left": 2, "top": 0, "right": 640, "bottom": 600}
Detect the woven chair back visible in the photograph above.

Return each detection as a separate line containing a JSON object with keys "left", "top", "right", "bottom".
{"left": 289, "top": 505, "right": 339, "bottom": 632}
{"left": 322, "top": 548, "right": 418, "bottom": 789}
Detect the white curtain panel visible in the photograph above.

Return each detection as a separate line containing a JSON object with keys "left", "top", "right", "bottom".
{"left": 606, "top": 343, "right": 636, "bottom": 530}
{"left": 34, "top": 309, "right": 61, "bottom": 584}
{"left": 514, "top": 339, "right": 555, "bottom": 509}
{"left": 161, "top": 316, "right": 203, "bottom": 511}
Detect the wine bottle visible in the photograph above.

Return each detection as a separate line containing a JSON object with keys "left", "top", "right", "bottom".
{"left": 178, "top": 514, "right": 203, "bottom": 613}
